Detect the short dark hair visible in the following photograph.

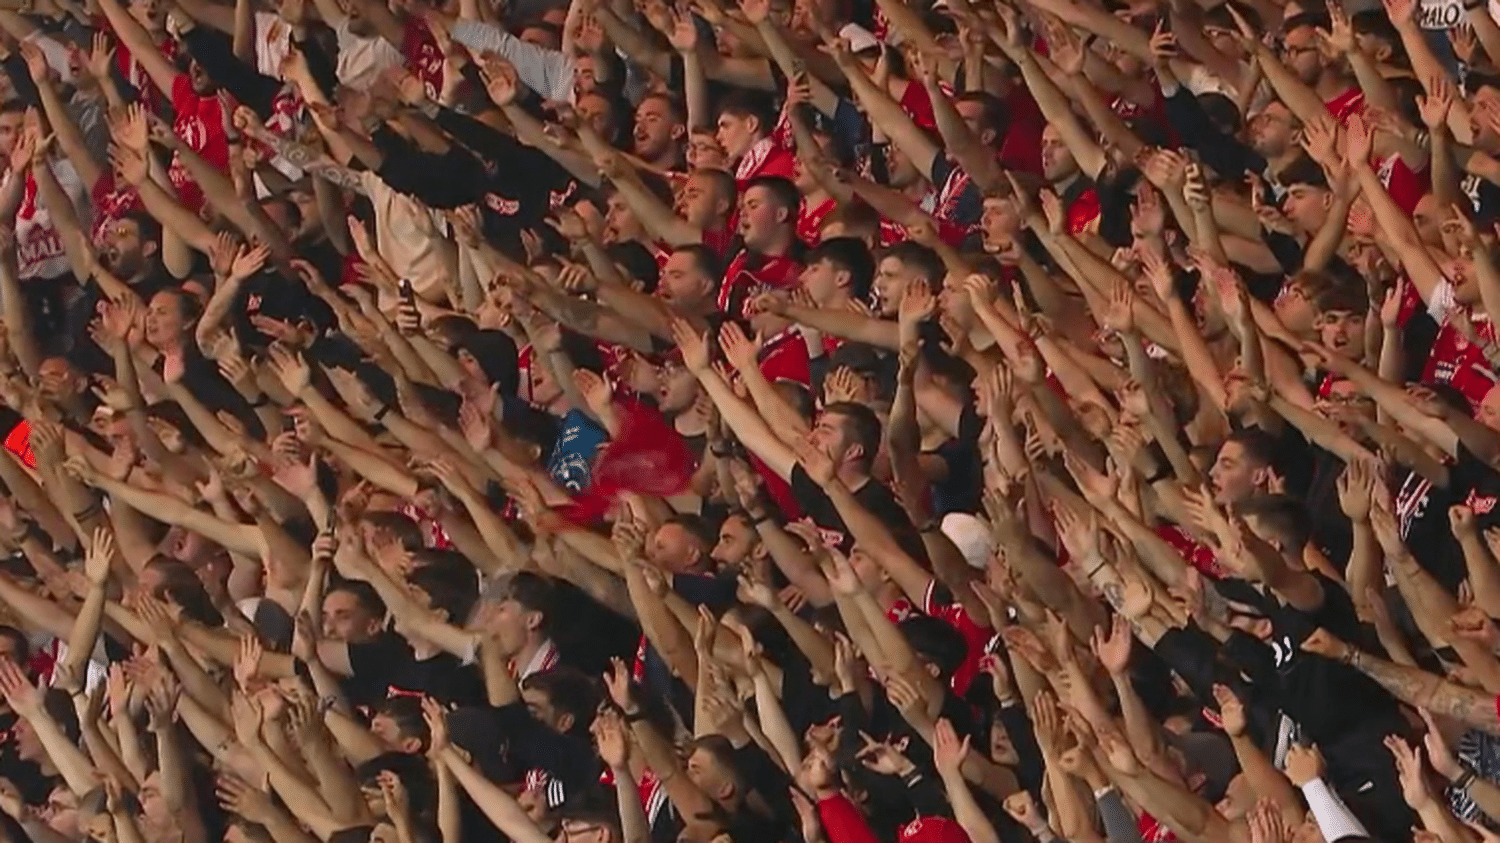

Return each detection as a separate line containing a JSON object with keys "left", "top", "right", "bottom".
{"left": 327, "top": 579, "right": 387, "bottom": 619}
{"left": 899, "top": 614, "right": 969, "bottom": 680}
{"left": 1277, "top": 155, "right": 1329, "bottom": 190}
{"left": 146, "top": 556, "right": 223, "bottom": 627}
{"left": 493, "top": 571, "right": 555, "bottom": 631}
{"left": 955, "top": 91, "right": 1008, "bottom": 141}
{"left": 354, "top": 752, "right": 435, "bottom": 817}
{"left": 362, "top": 511, "right": 425, "bottom": 552}
{"left": 407, "top": 565, "right": 478, "bottom": 626}
{"left": 639, "top": 92, "right": 685, "bottom": 124}
{"left": 1234, "top": 494, "right": 1311, "bottom": 552}
{"left": 1470, "top": 73, "right": 1500, "bottom": 97}
{"left": 410, "top": 548, "right": 475, "bottom": 578}
{"left": 0, "top": 626, "right": 29, "bottom": 664}
{"left": 880, "top": 241, "right": 946, "bottom": 293}
{"left": 430, "top": 315, "right": 479, "bottom": 345}
{"left": 717, "top": 89, "right": 775, "bottom": 135}
{"left": 745, "top": 175, "right": 801, "bottom": 223}
{"left": 370, "top": 696, "right": 430, "bottom": 752}
{"left": 822, "top": 401, "right": 883, "bottom": 470}
{"left": 520, "top": 666, "right": 600, "bottom": 737}
{"left": 118, "top": 210, "right": 162, "bottom": 248}
{"left": 662, "top": 513, "right": 715, "bottom": 549}
{"left": 699, "top": 168, "right": 738, "bottom": 209}
{"left": 673, "top": 243, "right": 725, "bottom": 283}
{"left": 1313, "top": 283, "right": 1369, "bottom": 316}
{"left": 1221, "top": 428, "right": 1279, "bottom": 469}
{"left": 806, "top": 237, "right": 875, "bottom": 301}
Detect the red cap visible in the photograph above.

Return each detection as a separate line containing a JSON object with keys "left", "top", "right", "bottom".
{"left": 900, "top": 817, "right": 972, "bottom": 843}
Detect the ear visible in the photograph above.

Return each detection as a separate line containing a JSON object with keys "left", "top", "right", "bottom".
{"left": 1249, "top": 465, "right": 1270, "bottom": 489}
{"left": 670, "top": 123, "right": 686, "bottom": 141}
{"left": 142, "top": 240, "right": 159, "bottom": 259}
{"left": 524, "top": 609, "right": 543, "bottom": 633}
{"left": 556, "top": 712, "right": 575, "bottom": 734}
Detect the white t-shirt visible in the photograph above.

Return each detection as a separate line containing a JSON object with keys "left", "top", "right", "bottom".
{"left": 253, "top": 12, "right": 293, "bottom": 79}
{"left": 13, "top": 158, "right": 90, "bottom": 280}
{"left": 335, "top": 21, "right": 403, "bottom": 90}
{"left": 361, "top": 170, "right": 449, "bottom": 304}
{"left": 23, "top": 33, "right": 76, "bottom": 85}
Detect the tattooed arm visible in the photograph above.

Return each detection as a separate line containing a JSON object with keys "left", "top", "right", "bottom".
{"left": 1315, "top": 633, "right": 1500, "bottom": 732}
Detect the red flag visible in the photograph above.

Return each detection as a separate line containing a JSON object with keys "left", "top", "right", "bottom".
{"left": 4, "top": 421, "right": 34, "bottom": 469}
{"left": 557, "top": 400, "right": 696, "bottom": 524}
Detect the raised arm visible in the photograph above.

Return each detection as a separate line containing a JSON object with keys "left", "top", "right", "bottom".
{"left": 95, "top": 0, "right": 179, "bottom": 96}
{"left": 674, "top": 319, "right": 797, "bottom": 481}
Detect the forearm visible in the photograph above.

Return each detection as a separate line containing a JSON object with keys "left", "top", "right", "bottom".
{"left": 1353, "top": 649, "right": 1500, "bottom": 731}
{"left": 938, "top": 769, "right": 1002, "bottom": 843}
{"left": 303, "top": 734, "right": 368, "bottom": 823}
{"left": 0, "top": 248, "right": 41, "bottom": 376}
{"left": 132, "top": 174, "right": 218, "bottom": 253}
{"left": 29, "top": 711, "right": 98, "bottom": 794}
{"left": 736, "top": 363, "right": 812, "bottom": 442}
{"left": 76, "top": 710, "right": 134, "bottom": 791}
{"left": 452, "top": 486, "right": 524, "bottom": 568}
{"left": 97, "top": 477, "right": 260, "bottom": 556}
{"left": 623, "top": 570, "right": 698, "bottom": 686}
{"left": 783, "top": 305, "right": 898, "bottom": 348}
{"left": 439, "top": 749, "right": 551, "bottom": 843}
{"left": 250, "top": 740, "right": 344, "bottom": 836}
{"left": 59, "top": 580, "right": 104, "bottom": 680}
{"left": 0, "top": 572, "right": 75, "bottom": 639}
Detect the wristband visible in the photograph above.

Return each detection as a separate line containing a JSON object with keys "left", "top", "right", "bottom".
{"left": 622, "top": 708, "right": 647, "bottom": 723}
{"left": 1455, "top": 765, "right": 1478, "bottom": 790}
{"left": 373, "top": 404, "right": 393, "bottom": 422}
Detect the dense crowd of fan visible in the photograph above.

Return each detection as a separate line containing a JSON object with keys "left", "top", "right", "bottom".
{"left": 0, "top": 0, "right": 1491, "bottom": 841}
